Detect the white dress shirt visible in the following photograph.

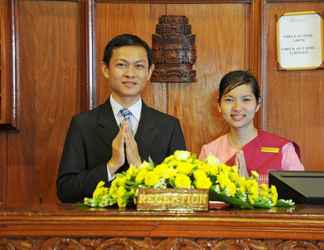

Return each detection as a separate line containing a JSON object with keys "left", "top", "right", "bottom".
{"left": 107, "top": 95, "right": 142, "bottom": 180}
{"left": 110, "top": 95, "right": 142, "bottom": 134}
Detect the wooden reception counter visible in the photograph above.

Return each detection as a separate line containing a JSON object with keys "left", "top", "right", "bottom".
{"left": 1, "top": 204, "right": 324, "bottom": 249}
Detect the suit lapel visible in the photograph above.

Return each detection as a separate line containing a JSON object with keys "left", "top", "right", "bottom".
{"left": 96, "top": 100, "right": 119, "bottom": 147}
{"left": 95, "top": 100, "right": 158, "bottom": 162}
{"left": 135, "top": 103, "right": 159, "bottom": 161}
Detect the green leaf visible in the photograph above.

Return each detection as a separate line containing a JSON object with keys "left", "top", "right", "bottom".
{"left": 276, "top": 199, "right": 295, "bottom": 208}
{"left": 253, "top": 197, "right": 272, "bottom": 209}
{"left": 210, "top": 190, "right": 253, "bottom": 209}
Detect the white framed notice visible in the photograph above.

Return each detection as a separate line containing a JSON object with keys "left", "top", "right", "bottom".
{"left": 277, "top": 11, "right": 324, "bottom": 70}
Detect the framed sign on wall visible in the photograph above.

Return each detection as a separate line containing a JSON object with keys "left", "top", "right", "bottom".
{"left": 276, "top": 11, "right": 324, "bottom": 70}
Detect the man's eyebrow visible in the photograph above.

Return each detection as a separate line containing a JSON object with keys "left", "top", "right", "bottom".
{"left": 116, "top": 58, "right": 146, "bottom": 63}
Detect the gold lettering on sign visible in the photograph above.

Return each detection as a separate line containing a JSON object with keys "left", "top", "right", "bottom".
{"left": 137, "top": 188, "right": 208, "bottom": 211}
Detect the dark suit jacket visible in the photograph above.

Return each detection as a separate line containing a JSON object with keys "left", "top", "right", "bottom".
{"left": 56, "top": 99, "right": 186, "bottom": 202}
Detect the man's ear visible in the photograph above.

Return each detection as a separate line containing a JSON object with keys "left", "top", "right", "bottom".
{"left": 147, "top": 64, "right": 155, "bottom": 80}
{"left": 102, "top": 63, "right": 109, "bottom": 79}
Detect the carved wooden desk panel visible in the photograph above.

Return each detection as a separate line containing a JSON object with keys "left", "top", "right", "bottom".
{"left": 1, "top": 204, "right": 324, "bottom": 249}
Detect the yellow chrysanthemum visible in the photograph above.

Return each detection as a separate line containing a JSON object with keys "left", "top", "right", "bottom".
{"left": 195, "top": 176, "right": 212, "bottom": 189}
{"left": 237, "top": 178, "right": 247, "bottom": 193}
{"left": 177, "top": 162, "right": 194, "bottom": 175}
{"left": 193, "top": 169, "right": 206, "bottom": 179}
{"left": 259, "top": 183, "right": 270, "bottom": 198}
{"left": 208, "top": 164, "right": 219, "bottom": 176}
{"left": 166, "top": 159, "right": 180, "bottom": 168}
{"left": 174, "top": 174, "right": 191, "bottom": 189}
{"left": 117, "top": 186, "right": 126, "bottom": 198}
{"left": 246, "top": 180, "right": 259, "bottom": 204}
{"left": 144, "top": 171, "right": 160, "bottom": 187}
{"left": 225, "top": 181, "right": 237, "bottom": 197}
{"left": 108, "top": 185, "right": 118, "bottom": 199}
{"left": 92, "top": 181, "right": 108, "bottom": 199}
{"left": 251, "top": 170, "right": 259, "bottom": 181}
{"left": 115, "top": 175, "right": 127, "bottom": 187}
{"left": 84, "top": 150, "right": 294, "bottom": 210}
{"left": 117, "top": 197, "right": 127, "bottom": 208}
{"left": 163, "top": 155, "right": 175, "bottom": 163}
{"left": 126, "top": 165, "right": 139, "bottom": 178}
{"left": 270, "top": 185, "right": 278, "bottom": 205}
{"left": 135, "top": 168, "right": 149, "bottom": 184}
{"left": 217, "top": 172, "right": 231, "bottom": 190}
{"left": 155, "top": 164, "right": 176, "bottom": 180}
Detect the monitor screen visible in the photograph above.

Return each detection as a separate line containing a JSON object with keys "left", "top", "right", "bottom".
{"left": 269, "top": 171, "right": 324, "bottom": 204}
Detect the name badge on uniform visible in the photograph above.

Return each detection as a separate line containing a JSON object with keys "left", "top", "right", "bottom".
{"left": 260, "top": 147, "right": 280, "bottom": 153}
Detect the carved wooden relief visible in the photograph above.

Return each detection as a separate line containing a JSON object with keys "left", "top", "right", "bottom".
{"left": 1, "top": 237, "right": 324, "bottom": 250}
{"left": 151, "top": 15, "right": 196, "bottom": 83}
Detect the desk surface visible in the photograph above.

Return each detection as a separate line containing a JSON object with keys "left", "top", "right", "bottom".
{"left": 1, "top": 204, "right": 324, "bottom": 240}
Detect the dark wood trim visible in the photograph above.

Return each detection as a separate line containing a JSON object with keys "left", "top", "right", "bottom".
{"left": 80, "top": 0, "right": 97, "bottom": 111}
{"left": 249, "top": 0, "right": 262, "bottom": 77}
{"left": 86, "top": 0, "right": 96, "bottom": 109}
{"left": 249, "top": 0, "right": 262, "bottom": 128}
{"left": 0, "top": 0, "right": 19, "bottom": 130}
{"left": 2, "top": 204, "right": 324, "bottom": 239}
{"left": 260, "top": 0, "right": 268, "bottom": 130}
{"left": 266, "top": 0, "right": 321, "bottom": 2}
{"left": 242, "top": 0, "right": 262, "bottom": 128}
{"left": 96, "top": 0, "right": 252, "bottom": 3}
{"left": 0, "top": 134, "right": 7, "bottom": 208}
{"left": 9, "top": 0, "right": 18, "bottom": 129}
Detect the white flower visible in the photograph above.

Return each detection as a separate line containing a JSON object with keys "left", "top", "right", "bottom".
{"left": 205, "top": 154, "right": 220, "bottom": 165}
{"left": 174, "top": 150, "right": 191, "bottom": 161}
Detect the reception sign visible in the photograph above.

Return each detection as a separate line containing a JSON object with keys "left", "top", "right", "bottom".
{"left": 277, "top": 11, "right": 324, "bottom": 70}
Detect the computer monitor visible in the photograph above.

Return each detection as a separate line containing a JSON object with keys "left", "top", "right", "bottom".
{"left": 269, "top": 171, "right": 324, "bottom": 204}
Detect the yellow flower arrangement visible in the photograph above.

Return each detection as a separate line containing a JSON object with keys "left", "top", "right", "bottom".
{"left": 83, "top": 150, "right": 294, "bottom": 209}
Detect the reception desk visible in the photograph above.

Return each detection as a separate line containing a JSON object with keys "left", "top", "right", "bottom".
{"left": 1, "top": 204, "right": 324, "bottom": 249}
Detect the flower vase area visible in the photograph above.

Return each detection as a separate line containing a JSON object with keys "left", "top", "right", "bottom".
{"left": 83, "top": 151, "right": 294, "bottom": 211}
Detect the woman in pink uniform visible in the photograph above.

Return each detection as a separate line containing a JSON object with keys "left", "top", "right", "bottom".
{"left": 199, "top": 70, "right": 304, "bottom": 183}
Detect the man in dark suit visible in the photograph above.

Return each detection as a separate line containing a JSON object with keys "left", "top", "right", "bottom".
{"left": 57, "top": 34, "right": 186, "bottom": 202}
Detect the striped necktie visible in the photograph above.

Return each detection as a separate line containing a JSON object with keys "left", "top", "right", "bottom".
{"left": 119, "top": 108, "right": 133, "bottom": 133}
{"left": 119, "top": 108, "right": 132, "bottom": 121}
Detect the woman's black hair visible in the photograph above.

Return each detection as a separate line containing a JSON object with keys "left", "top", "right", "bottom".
{"left": 218, "top": 70, "right": 261, "bottom": 102}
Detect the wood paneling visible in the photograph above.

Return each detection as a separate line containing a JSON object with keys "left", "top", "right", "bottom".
{"left": 6, "top": 1, "right": 82, "bottom": 207}
{"left": 97, "top": 0, "right": 251, "bottom": 3}
{"left": 0, "top": 0, "right": 8, "bottom": 208}
{"left": 166, "top": 3, "right": 250, "bottom": 154}
{"left": 262, "top": 1, "right": 324, "bottom": 170}
{"left": 95, "top": 3, "right": 167, "bottom": 112}
{"left": 0, "top": 133, "right": 6, "bottom": 207}
{"left": 96, "top": 3, "right": 251, "bottom": 154}
{"left": 0, "top": 0, "right": 12, "bottom": 127}
{"left": 2, "top": 204, "right": 324, "bottom": 240}
{"left": 2, "top": 0, "right": 322, "bottom": 209}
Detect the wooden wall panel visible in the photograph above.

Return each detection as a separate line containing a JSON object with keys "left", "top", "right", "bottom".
{"left": 96, "top": 3, "right": 251, "bottom": 155}
{"left": 6, "top": 1, "right": 82, "bottom": 207}
{"left": 262, "top": 1, "right": 324, "bottom": 170}
{"left": 0, "top": 0, "right": 12, "bottom": 127}
{"left": 96, "top": 3, "right": 167, "bottom": 112}
{"left": 165, "top": 4, "right": 250, "bottom": 154}
{"left": 0, "top": 0, "right": 9, "bottom": 208}
{"left": 0, "top": 133, "right": 6, "bottom": 207}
